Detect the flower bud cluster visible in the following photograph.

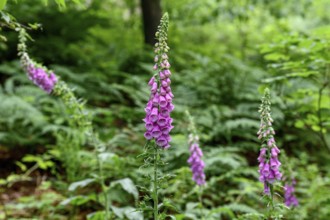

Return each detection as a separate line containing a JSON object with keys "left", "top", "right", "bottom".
{"left": 257, "top": 89, "right": 282, "bottom": 194}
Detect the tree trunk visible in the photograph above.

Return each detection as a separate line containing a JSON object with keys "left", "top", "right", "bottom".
{"left": 140, "top": 0, "right": 162, "bottom": 46}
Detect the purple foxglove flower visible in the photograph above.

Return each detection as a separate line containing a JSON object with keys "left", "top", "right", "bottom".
{"left": 20, "top": 52, "right": 58, "bottom": 94}
{"left": 164, "top": 69, "right": 171, "bottom": 77}
{"left": 257, "top": 89, "right": 282, "bottom": 194}
{"left": 148, "top": 77, "right": 155, "bottom": 86}
{"left": 159, "top": 96, "right": 167, "bottom": 107}
{"left": 160, "top": 108, "right": 169, "bottom": 117}
{"left": 159, "top": 72, "right": 166, "bottom": 79}
{"left": 187, "top": 133, "right": 206, "bottom": 186}
{"left": 264, "top": 183, "right": 270, "bottom": 195}
{"left": 165, "top": 94, "right": 172, "bottom": 102}
{"left": 271, "top": 147, "right": 280, "bottom": 157}
{"left": 160, "top": 87, "right": 167, "bottom": 95}
{"left": 152, "top": 94, "right": 160, "bottom": 106}
{"left": 161, "top": 125, "right": 173, "bottom": 135}
{"left": 144, "top": 119, "right": 154, "bottom": 131}
{"left": 150, "top": 108, "right": 158, "bottom": 122}
{"left": 144, "top": 132, "right": 153, "bottom": 140}
{"left": 143, "top": 14, "right": 174, "bottom": 149}
{"left": 157, "top": 117, "right": 168, "bottom": 127}
{"left": 167, "top": 103, "right": 175, "bottom": 111}
{"left": 152, "top": 126, "right": 162, "bottom": 138}
{"left": 284, "top": 179, "right": 299, "bottom": 207}
{"left": 151, "top": 82, "right": 158, "bottom": 93}
{"left": 156, "top": 136, "right": 168, "bottom": 147}
{"left": 161, "top": 80, "right": 168, "bottom": 87}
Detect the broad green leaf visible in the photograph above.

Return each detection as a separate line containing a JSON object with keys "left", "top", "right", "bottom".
{"left": 87, "top": 211, "right": 106, "bottom": 220}
{"left": 98, "top": 152, "right": 116, "bottom": 161}
{"left": 68, "top": 178, "right": 95, "bottom": 191}
{"left": 111, "top": 206, "right": 143, "bottom": 220}
{"left": 264, "top": 53, "right": 288, "bottom": 61}
{"left": 110, "top": 178, "right": 138, "bottom": 200}
{"left": 208, "top": 206, "right": 235, "bottom": 218}
{"left": 60, "top": 195, "right": 95, "bottom": 206}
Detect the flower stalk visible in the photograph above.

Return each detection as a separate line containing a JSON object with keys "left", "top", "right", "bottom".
{"left": 153, "top": 145, "right": 159, "bottom": 220}
{"left": 257, "top": 88, "right": 282, "bottom": 212}
{"left": 186, "top": 110, "right": 206, "bottom": 219}
{"left": 141, "top": 12, "right": 172, "bottom": 220}
{"left": 17, "top": 27, "right": 110, "bottom": 219}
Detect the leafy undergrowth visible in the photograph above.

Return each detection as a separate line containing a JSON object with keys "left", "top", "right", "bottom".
{"left": 1, "top": 0, "right": 330, "bottom": 219}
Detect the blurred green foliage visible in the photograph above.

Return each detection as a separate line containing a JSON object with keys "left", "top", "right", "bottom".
{"left": 0, "top": 0, "right": 330, "bottom": 219}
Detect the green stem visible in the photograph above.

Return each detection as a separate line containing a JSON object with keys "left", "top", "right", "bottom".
{"left": 153, "top": 146, "right": 159, "bottom": 220}
{"left": 317, "top": 82, "right": 329, "bottom": 151}
{"left": 198, "top": 186, "right": 205, "bottom": 220}
{"left": 90, "top": 129, "right": 109, "bottom": 220}
{"left": 99, "top": 157, "right": 110, "bottom": 220}
{"left": 269, "top": 184, "right": 274, "bottom": 219}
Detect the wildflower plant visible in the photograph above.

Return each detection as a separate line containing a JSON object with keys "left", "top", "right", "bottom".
{"left": 139, "top": 13, "right": 175, "bottom": 220}
{"left": 186, "top": 110, "right": 206, "bottom": 219}
{"left": 281, "top": 151, "right": 299, "bottom": 208}
{"left": 186, "top": 111, "right": 206, "bottom": 186}
{"left": 17, "top": 27, "right": 112, "bottom": 219}
{"left": 284, "top": 179, "right": 299, "bottom": 207}
{"left": 257, "top": 88, "right": 283, "bottom": 215}
{"left": 143, "top": 12, "right": 174, "bottom": 148}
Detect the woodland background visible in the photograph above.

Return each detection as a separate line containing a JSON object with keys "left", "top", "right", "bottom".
{"left": 0, "top": 0, "right": 330, "bottom": 219}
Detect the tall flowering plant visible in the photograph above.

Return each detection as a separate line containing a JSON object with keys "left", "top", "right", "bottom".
{"left": 17, "top": 28, "right": 111, "bottom": 219}
{"left": 186, "top": 110, "right": 206, "bottom": 219}
{"left": 143, "top": 13, "right": 174, "bottom": 149}
{"left": 257, "top": 88, "right": 282, "bottom": 208}
{"left": 281, "top": 151, "right": 299, "bottom": 208}
{"left": 284, "top": 178, "right": 299, "bottom": 207}
{"left": 187, "top": 133, "right": 206, "bottom": 186}
{"left": 140, "top": 13, "right": 173, "bottom": 220}
{"left": 186, "top": 111, "right": 205, "bottom": 186}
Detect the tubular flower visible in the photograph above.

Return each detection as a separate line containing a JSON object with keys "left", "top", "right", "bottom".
{"left": 144, "top": 13, "right": 174, "bottom": 149}
{"left": 284, "top": 179, "right": 299, "bottom": 207}
{"left": 187, "top": 134, "right": 206, "bottom": 186}
{"left": 26, "top": 62, "right": 58, "bottom": 94}
{"left": 257, "top": 88, "right": 282, "bottom": 194}
{"left": 18, "top": 29, "right": 58, "bottom": 94}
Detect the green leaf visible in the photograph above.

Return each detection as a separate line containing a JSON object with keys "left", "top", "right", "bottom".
{"left": 111, "top": 206, "right": 143, "bottom": 220}
{"left": 55, "top": 0, "right": 66, "bottom": 8}
{"left": 68, "top": 178, "right": 95, "bottom": 191}
{"left": 87, "top": 211, "right": 106, "bottom": 220}
{"left": 225, "top": 203, "right": 259, "bottom": 214}
{"left": 98, "top": 152, "right": 116, "bottom": 162}
{"left": 208, "top": 206, "right": 235, "bottom": 218}
{"left": 110, "top": 178, "right": 138, "bottom": 200}
{"left": 60, "top": 195, "right": 95, "bottom": 206}
{"left": 264, "top": 53, "right": 288, "bottom": 61}
{"left": 1, "top": 11, "right": 10, "bottom": 23}
{"left": 0, "top": 0, "right": 7, "bottom": 10}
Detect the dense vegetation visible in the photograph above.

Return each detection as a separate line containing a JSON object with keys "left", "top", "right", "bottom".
{"left": 0, "top": 0, "right": 329, "bottom": 219}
